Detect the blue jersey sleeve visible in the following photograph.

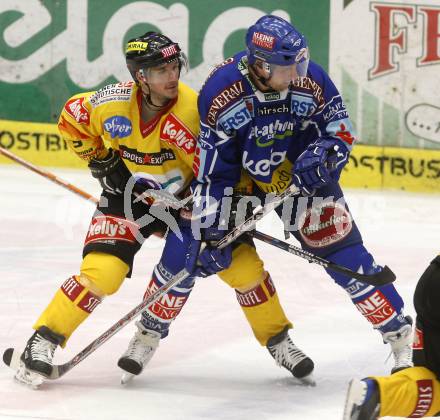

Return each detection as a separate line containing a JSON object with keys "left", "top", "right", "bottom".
{"left": 303, "top": 62, "right": 357, "bottom": 152}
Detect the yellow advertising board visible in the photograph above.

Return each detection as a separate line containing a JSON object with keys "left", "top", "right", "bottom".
{"left": 341, "top": 145, "right": 440, "bottom": 193}
{"left": 0, "top": 119, "right": 87, "bottom": 169}
{"left": 1, "top": 120, "right": 439, "bottom": 193}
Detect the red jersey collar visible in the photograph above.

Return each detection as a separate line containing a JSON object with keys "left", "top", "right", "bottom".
{"left": 136, "top": 89, "right": 177, "bottom": 138}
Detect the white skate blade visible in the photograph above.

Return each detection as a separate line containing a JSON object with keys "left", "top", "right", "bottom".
{"left": 121, "top": 372, "right": 136, "bottom": 385}
{"left": 14, "top": 361, "right": 45, "bottom": 389}
{"left": 343, "top": 379, "right": 367, "bottom": 420}
{"left": 297, "top": 372, "right": 316, "bottom": 387}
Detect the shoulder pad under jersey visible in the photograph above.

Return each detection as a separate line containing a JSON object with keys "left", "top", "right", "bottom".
{"left": 88, "top": 81, "right": 135, "bottom": 109}
{"left": 199, "top": 51, "right": 250, "bottom": 128}
{"left": 291, "top": 60, "right": 330, "bottom": 114}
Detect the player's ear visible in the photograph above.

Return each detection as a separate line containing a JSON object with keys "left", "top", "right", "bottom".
{"left": 254, "top": 60, "right": 269, "bottom": 77}
{"left": 254, "top": 60, "right": 264, "bottom": 69}
{"left": 136, "top": 69, "right": 147, "bottom": 84}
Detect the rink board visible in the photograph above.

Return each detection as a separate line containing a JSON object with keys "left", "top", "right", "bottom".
{"left": 1, "top": 119, "right": 439, "bottom": 193}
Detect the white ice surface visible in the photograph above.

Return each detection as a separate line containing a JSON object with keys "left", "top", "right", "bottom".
{"left": 0, "top": 165, "right": 439, "bottom": 420}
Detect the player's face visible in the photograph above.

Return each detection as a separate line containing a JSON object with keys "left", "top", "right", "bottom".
{"left": 267, "top": 63, "right": 299, "bottom": 91}
{"left": 141, "top": 61, "right": 180, "bottom": 101}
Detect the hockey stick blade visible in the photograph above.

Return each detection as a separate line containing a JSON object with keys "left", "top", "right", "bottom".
{"left": 327, "top": 262, "right": 395, "bottom": 286}
{"left": 1, "top": 269, "right": 190, "bottom": 380}
{"left": 3, "top": 347, "right": 21, "bottom": 371}
{"left": 250, "top": 230, "right": 395, "bottom": 286}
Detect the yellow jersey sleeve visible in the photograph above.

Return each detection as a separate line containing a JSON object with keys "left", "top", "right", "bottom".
{"left": 58, "top": 91, "right": 109, "bottom": 161}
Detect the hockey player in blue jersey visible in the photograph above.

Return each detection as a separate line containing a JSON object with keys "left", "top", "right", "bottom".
{"left": 185, "top": 14, "right": 413, "bottom": 375}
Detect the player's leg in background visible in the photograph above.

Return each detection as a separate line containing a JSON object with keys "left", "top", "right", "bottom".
{"left": 344, "top": 256, "right": 440, "bottom": 419}
{"left": 325, "top": 243, "right": 413, "bottom": 372}
{"left": 344, "top": 367, "right": 440, "bottom": 420}
{"left": 218, "top": 239, "right": 315, "bottom": 383}
{"left": 118, "top": 224, "right": 196, "bottom": 382}
{"left": 280, "top": 182, "right": 413, "bottom": 373}
{"left": 413, "top": 255, "right": 440, "bottom": 374}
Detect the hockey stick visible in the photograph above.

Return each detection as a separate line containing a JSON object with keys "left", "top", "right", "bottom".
{"left": 0, "top": 146, "right": 99, "bottom": 204}
{"left": 0, "top": 146, "right": 189, "bottom": 213}
{"left": 0, "top": 150, "right": 392, "bottom": 288}
{"left": 3, "top": 154, "right": 383, "bottom": 285}
{"left": 250, "top": 230, "right": 396, "bottom": 286}
{"left": 3, "top": 184, "right": 300, "bottom": 379}
{"left": 136, "top": 189, "right": 396, "bottom": 286}
{"left": 0, "top": 146, "right": 190, "bottom": 208}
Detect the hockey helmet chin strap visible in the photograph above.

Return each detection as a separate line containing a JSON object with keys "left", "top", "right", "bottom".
{"left": 143, "top": 91, "right": 169, "bottom": 110}
{"left": 138, "top": 71, "right": 172, "bottom": 111}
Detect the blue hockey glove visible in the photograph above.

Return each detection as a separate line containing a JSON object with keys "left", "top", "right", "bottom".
{"left": 185, "top": 228, "right": 232, "bottom": 278}
{"left": 293, "top": 138, "right": 349, "bottom": 195}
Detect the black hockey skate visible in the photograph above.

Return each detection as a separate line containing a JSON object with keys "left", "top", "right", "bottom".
{"left": 266, "top": 326, "right": 315, "bottom": 385}
{"left": 15, "top": 326, "right": 64, "bottom": 387}
{"left": 343, "top": 378, "right": 380, "bottom": 420}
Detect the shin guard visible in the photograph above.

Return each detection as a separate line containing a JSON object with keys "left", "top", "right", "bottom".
{"left": 235, "top": 274, "right": 292, "bottom": 346}
{"left": 33, "top": 276, "right": 102, "bottom": 346}
{"left": 140, "top": 262, "right": 195, "bottom": 338}
{"left": 33, "top": 252, "right": 129, "bottom": 346}
{"left": 372, "top": 367, "right": 440, "bottom": 417}
{"left": 326, "top": 244, "right": 407, "bottom": 334}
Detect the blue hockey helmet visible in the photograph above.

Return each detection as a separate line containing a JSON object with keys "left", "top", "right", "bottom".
{"left": 246, "top": 15, "right": 309, "bottom": 77}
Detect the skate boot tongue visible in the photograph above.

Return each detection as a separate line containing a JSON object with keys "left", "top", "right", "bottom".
{"left": 382, "top": 316, "right": 413, "bottom": 373}
{"left": 118, "top": 320, "right": 161, "bottom": 384}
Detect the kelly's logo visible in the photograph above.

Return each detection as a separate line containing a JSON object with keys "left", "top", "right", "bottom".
{"left": 160, "top": 113, "right": 196, "bottom": 154}
{"left": 65, "top": 97, "right": 90, "bottom": 125}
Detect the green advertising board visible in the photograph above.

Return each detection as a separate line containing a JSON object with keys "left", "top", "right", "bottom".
{"left": 0, "top": 0, "right": 330, "bottom": 123}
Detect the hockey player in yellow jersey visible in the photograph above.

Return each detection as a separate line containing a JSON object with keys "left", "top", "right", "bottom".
{"left": 11, "top": 31, "right": 198, "bottom": 387}
{"left": 8, "top": 31, "right": 314, "bottom": 388}
{"left": 343, "top": 256, "right": 440, "bottom": 419}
